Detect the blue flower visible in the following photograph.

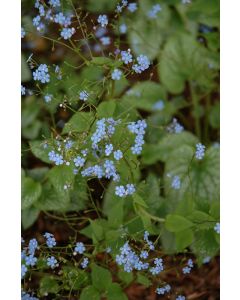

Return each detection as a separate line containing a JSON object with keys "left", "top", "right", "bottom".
{"left": 21, "top": 264, "right": 28, "bottom": 279}
{"left": 73, "top": 156, "right": 85, "bottom": 167}
{"left": 167, "top": 118, "right": 184, "bottom": 133}
{"left": 21, "top": 291, "right": 39, "bottom": 300}
{"left": 171, "top": 175, "right": 181, "bottom": 190}
{"left": 33, "top": 64, "right": 50, "bottom": 84}
{"left": 44, "top": 94, "right": 53, "bottom": 103}
{"left": 74, "top": 242, "right": 86, "bottom": 254}
{"left": 97, "top": 15, "right": 108, "bottom": 27}
{"left": 49, "top": 0, "right": 60, "bottom": 7}
{"left": 119, "top": 24, "right": 127, "bottom": 34}
{"left": 156, "top": 284, "right": 171, "bottom": 295}
{"left": 203, "top": 256, "right": 211, "bottom": 264}
{"left": 38, "top": 5, "right": 45, "bottom": 17}
{"left": 132, "top": 55, "right": 150, "bottom": 73}
{"left": 79, "top": 90, "right": 89, "bottom": 101}
{"left": 187, "top": 259, "right": 194, "bottom": 268}
{"left": 140, "top": 250, "right": 148, "bottom": 259}
{"left": 81, "top": 257, "right": 89, "bottom": 269}
{"left": 195, "top": 143, "right": 206, "bottom": 160}
{"left": 214, "top": 222, "right": 220, "bottom": 234}
{"left": 114, "top": 150, "right": 123, "bottom": 160}
{"left": 121, "top": 49, "right": 133, "bottom": 64}
{"left": 47, "top": 256, "right": 58, "bottom": 269}
{"left": 28, "top": 239, "right": 38, "bottom": 255}
{"left": 21, "top": 27, "right": 26, "bottom": 38}
{"left": 25, "top": 255, "right": 37, "bottom": 267}
{"left": 127, "top": 3, "right": 137, "bottom": 12}
{"left": 44, "top": 232, "right": 56, "bottom": 248}
{"left": 176, "top": 296, "right": 186, "bottom": 300}
{"left": 60, "top": 28, "right": 75, "bottom": 40}
{"left": 100, "top": 36, "right": 111, "bottom": 45}
{"left": 182, "top": 266, "right": 191, "bottom": 274}
{"left": 153, "top": 100, "right": 164, "bottom": 111}
{"left": 105, "top": 144, "right": 113, "bottom": 156}
{"left": 111, "top": 69, "right": 122, "bottom": 80}
{"left": 33, "top": 15, "right": 41, "bottom": 27}
{"left": 115, "top": 185, "right": 126, "bottom": 197}
{"left": 21, "top": 85, "right": 26, "bottom": 95}
{"left": 148, "top": 4, "right": 161, "bottom": 19}
{"left": 106, "top": 247, "right": 112, "bottom": 253}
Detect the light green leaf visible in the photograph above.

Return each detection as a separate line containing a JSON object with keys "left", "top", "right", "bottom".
{"left": 91, "top": 264, "right": 112, "bottom": 292}
{"left": 165, "top": 214, "right": 193, "bottom": 232}
{"left": 21, "top": 206, "right": 39, "bottom": 229}
{"left": 29, "top": 140, "right": 51, "bottom": 164}
{"left": 97, "top": 101, "right": 116, "bottom": 118}
{"left": 62, "top": 112, "right": 95, "bottom": 134}
{"left": 80, "top": 286, "right": 100, "bottom": 300}
{"left": 39, "top": 276, "right": 59, "bottom": 296}
{"left": 21, "top": 53, "right": 31, "bottom": 82}
{"left": 106, "top": 283, "right": 128, "bottom": 300}
{"left": 175, "top": 228, "right": 194, "bottom": 251}
{"left": 22, "top": 177, "right": 42, "bottom": 209}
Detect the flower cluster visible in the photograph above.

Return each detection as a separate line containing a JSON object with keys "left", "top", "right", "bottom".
{"left": 156, "top": 284, "right": 171, "bottom": 295}
{"left": 33, "top": 64, "right": 50, "bottom": 84}
{"left": 182, "top": 258, "right": 194, "bottom": 274}
{"left": 21, "top": 291, "right": 39, "bottom": 300}
{"left": 167, "top": 118, "right": 184, "bottom": 134}
{"left": 44, "top": 232, "right": 57, "bottom": 248}
{"left": 116, "top": 0, "right": 128, "bottom": 13}
{"left": 144, "top": 231, "right": 155, "bottom": 250}
{"left": 195, "top": 143, "right": 206, "bottom": 160}
{"left": 128, "top": 120, "right": 147, "bottom": 154}
{"left": 132, "top": 55, "right": 150, "bottom": 73}
{"left": 115, "top": 184, "right": 135, "bottom": 197}
{"left": 97, "top": 14, "right": 108, "bottom": 27}
{"left": 148, "top": 4, "right": 162, "bottom": 19}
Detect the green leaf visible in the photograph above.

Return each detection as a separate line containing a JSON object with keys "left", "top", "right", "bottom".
{"left": 165, "top": 145, "right": 220, "bottom": 204}
{"left": 22, "top": 177, "right": 42, "bottom": 209}
{"left": 209, "top": 102, "right": 220, "bottom": 129}
{"left": 175, "top": 228, "right": 194, "bottom": 251}
{"left": 80, "top": 286, "right": 100, "bottom": 300}
{"left": 62, "top": 112, "right": 95, "bottom": 134}
{"left": 63, "top": 266, "right": 88, "bottom": 290}
{"left": 97, "top": 101, "right": 116, "bottom": 118}
{"left": 91, "top": 263, "right": 112, "bottom": 292}
{"left": 158, "top": 33, "right": 212, "bottom": 93}
{"left": 136, "top": 274, "right": 151, "bottom": 287}
{"left": 118, "top": 270, "right": 133, "bottom": 286}
{"left": 165, "top": 214, "right": 193, "bottom": 232}
{"left": 21, "top": 53, "right": 31, "bottom": 82}
{"left": 86, "top": 0, "right": 118, "bottom": 13}
{"left": 39, "top": 276, "right": 59, "bottom": 296}
{"left": 91, "top": 56, "right": 122, "bottom": 67}
{"left": 106, "top": 283, "right": 128, "bottom": 300}
{"left": 187, "top": 210, "right": 214, "bottom": 229}
{"left": 133, "top": 194, "right": 148, "bottom": 208}
{"left": 21, "top": 206, "right": 39, "bottom": 229}
{"left": 142, "top": 132, "right": 198, "bottom": 164}
{"left": 29, "top": 140, "right": 51, "bottom": 163}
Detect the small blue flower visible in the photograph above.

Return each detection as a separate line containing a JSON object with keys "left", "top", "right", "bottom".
{"left": 167, "top": 118, "right": 184, "bottom": 133}
{"left": 100, "top": 36, "right": 111, "bottom": 45}
{"left": 60, "top": 27, "right": 75, "bottom": 40}
{"left": 106, "top": 247, "right": 112, "bottom": 253}
{"left": 47, "top": 256, "right": 58, "bottom": 269}
{"left": 140, "top": 250, "right": 148, "bottom": 259}
{"left": 79, "top": 90, "right": 89, "bottom": 101}
{"left": 187, "top": 259, "right": 194, "bottom": 268}
{"left": 21, "top": 264, "right": 28, "bottom": 278}
{"left": 176, "top": 296, "right": 186, "bottom": 300}
{"left": 97, "top": 15, "right": 108, "bottom": 27}
{"left": 121, "top": 49, "right": 133, "bottom": 64}
{"left": 105, "top": 144, "right": 113, "bottom": 156}
{"left": 21, "top": 85, "right": 26, "bottom": 95}
{"left": 127, "top": 3, "right": 137, "bottom": 12}
{"left": 33, "top": 64, "right": 50, "bottom": 84}
{"left": 182, "top": 266, "right": 191, "bottom": 274}
{"left": 126, "top": 184, "right": 135, "bottom": 195}
{"left": 74, "top": 242, "right": 86, "bottom": 254}
{"left": 81, "top": 257, "right": 89, "bottom": 269}
{"left": 153, "top": 100, "right": 164, "bottom": 111}
{"left": 38, "top": 4, "right": 45, "bottom": 17}
{"left": 171, "top": 175, "right": 181, "bottom": 190}
{"left": 114, "top": 150, "right": 123, "bottom": 160}
{"left": 28, "top": 239, "right": 38, "bottom": 255}
{"left": 203, "top": 256, "right": 211, "bottom": 264}
{"left": 115, "top": 185, "right": 126, "bottom": 197}
{"left": 73, "top": 156, "right": 85, "bottom": 167}
{"left": 21, "top": 27, "right": 26, "bottom": 38}
{"left": 44, "top": 232, "right": 56, "bottom": 248}
{"left": 148, "top": 4, "right": 161, "bottom": 19}
{"left": 49, "top": 0, "right": 60, "bottom": 7}
{"left": 156, "top": 284, "right": 171, "bottom": 295}
{"left": 132, "top": 55, "right": 150, "bottom": 73}
{"left": 25, "top": 255, "right": 37, "bottom": 267}
{"left": 111, "top": 69, "right": 122, "bottom": 80}
{"left": 44, "top": 94, "right": 53, "bottom": 103}
{"left": 119, "top": 24, "right": 127, "bottom": 34}
{"left": 195, "top": 143, "right": 206, "bottom": 160}
{"left": 214, "top": 222, "right": 220, "bottom": 234}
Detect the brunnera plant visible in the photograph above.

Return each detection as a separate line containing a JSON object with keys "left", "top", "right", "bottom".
{"left": 21, "top": 0, "right": 220, "bottom": 299}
